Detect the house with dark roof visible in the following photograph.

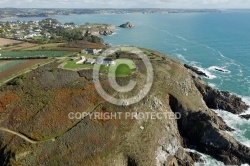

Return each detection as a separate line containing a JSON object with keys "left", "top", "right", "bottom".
{"left": 96, "top": 57, "right": 115, "bottom": 66}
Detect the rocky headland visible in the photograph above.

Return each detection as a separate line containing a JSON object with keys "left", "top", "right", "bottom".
{"left": 0, "top": 48, "right": 249, "bottom": 166}
{"left": 84, "top": 24, "right": 117, "bottom": 36}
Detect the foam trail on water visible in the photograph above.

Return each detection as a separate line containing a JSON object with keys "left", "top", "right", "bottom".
{"left": 173, "top": 33, "right": 250, "bottom": 72}
{"left": 208, "top": 66, "right": 231, "bottom": 74}
{"left": 186, "top": 148, "right": 250, "bottom": 166}
{"left": 185, "top": 148, "right": 224, "bottom": 166}
{"left": 195, "top": 66, "right": 217, "bottom": 79}
{"left": 213, "top": 107, "right": 250, "bottom": 147}
{"left": 176, "top": 54, "right": 189, "bottom": 63}
{"left": 175, "top": 54, "right": 200, "bottom": 66}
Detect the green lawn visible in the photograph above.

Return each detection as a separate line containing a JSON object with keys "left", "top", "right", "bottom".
{"left": 101, "top": 59, "right": 136, "bottom": 77}
{"left": 64, "top": 60, "right": 95, "bottom": 69}
{"left": 63, "top": 58, "right": 136, "bottom": 77}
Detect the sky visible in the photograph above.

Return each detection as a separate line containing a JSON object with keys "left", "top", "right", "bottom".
{"left": 0, "top": 0, "right": 250, "bottom": 9}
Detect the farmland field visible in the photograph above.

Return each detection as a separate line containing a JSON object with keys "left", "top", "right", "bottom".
{"left": 0, "top": 60, "right": 27, "bottom": 72}
{"left": 3, "top": 42, "right": 38, "bottom": 51}
{"left": 23, "top": 43, "right": 64, "bottom": 51}
{"left": 0, "top": 38, "right": 22, "bottom": 47}
{"left": 0, "top": 50, "right": 71, "bottom": 58}
{"left": 0, "top": 59, "right": 51, "bottom": 83}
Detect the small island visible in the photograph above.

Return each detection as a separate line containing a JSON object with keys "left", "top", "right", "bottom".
{"left": 119, "top": 22, "right": 134, "bottom": 28}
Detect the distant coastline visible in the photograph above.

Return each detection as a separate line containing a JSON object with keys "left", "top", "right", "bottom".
{"left": 0, "top": 8, "right": 221, "bottom": 19}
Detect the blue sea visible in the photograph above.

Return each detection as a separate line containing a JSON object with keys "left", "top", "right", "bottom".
{"left": 1, "top": 10, "right": 250, "bottom": 165}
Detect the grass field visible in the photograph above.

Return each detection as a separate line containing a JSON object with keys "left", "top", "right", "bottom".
{"left": 63, "top": 58, "right": 136, "bottom": 77}
{"left": 64, "top": 60, "right": 95, "bottom": 69}
{"left": 0, "top": 50, "right": 71, "bottom": 58}
{"left": 102, "top": 59, "right": 136, "bottom": 77}
{"left": 23, "top": 43, "right": 65, "bottom": 51}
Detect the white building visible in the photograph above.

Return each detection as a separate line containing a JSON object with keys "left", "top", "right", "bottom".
{"left": 76, "top": 56, "right": 86, "bottom": 64}
{"left": 83, "top": 49, "right": 102, "bottom": 55}
{"left": 84, "top": 58, "right": 96, "bottom": 65}
{"left": 96, "top": 57, "right": 115, "bottom": 66}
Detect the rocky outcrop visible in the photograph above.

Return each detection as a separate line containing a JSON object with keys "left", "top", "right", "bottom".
{"left": 85, "top": 24, "right": 117, "bottom": 36}
{"left": 194, "top": 78, "right": 249, "bottom": 114}
{"left": 169, "top": 94, "right": 250, "bottom": 165}
{"left": 240, "top": 114, "right": 250, "bottom": 120}
{"left": 187, "top": 152, "right": 203, "bottom": 163}
{"left": 99, "top": 30, "right": 113, "bottom": 36}
{"left": 214, "top": 68, "right": 229, "bottom": 73}
{"left": 119, "top": 22, "right": 134, "bottom": 28}
{"left": 184, "top": 64, "right": 209, "bottom": 78}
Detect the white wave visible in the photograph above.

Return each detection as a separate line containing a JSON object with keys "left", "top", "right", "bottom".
{"left": 208, "top": 66, "right": 231, "bottom": 73}
{"left": 195, "top": 66, "right": 217, "bottom": 79}
{"left": 212, "top": 108, "right": 250, "bottom": 147}
{"left": 176, "top": 35, "right": 187, "bottom": 41}
{"left": 172, "top": 34, "right": 250, "bottom": 72}
{"left": 240, "top": 96, "right": 250, "bottom": 115}
{"left": 208, "top": 83, "right": 216, "bottom": 88}
{"left": 174, "top": 54, "right": 217, "bottom": 80}
{"left": 185, "top": 148, "right": 224, "bottom": 166}
{"left": 175, "top": 54, "right": 200, "bottom": 67}
{"left": 186, "top": 148, "right": 250, "bottom": 166}
{"left": 176, "top": 54, "right": 189, "bottom": 63}
{"left": 111, "top": 32, "right": 117, "bottom": 35}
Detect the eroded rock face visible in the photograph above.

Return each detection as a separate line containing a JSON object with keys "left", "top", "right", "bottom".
{"left": 169, "top": 94, "right": 250, "bottom": 165}
{"left": 194, "top": 78, "right": 249, "bottom": 114}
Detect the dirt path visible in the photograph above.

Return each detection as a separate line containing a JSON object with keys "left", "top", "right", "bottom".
{"left": 0, "top": 127, "right": 55, "bottom": 144}
{"left": 0, "top": 101, "right": 106, "bottom": 144}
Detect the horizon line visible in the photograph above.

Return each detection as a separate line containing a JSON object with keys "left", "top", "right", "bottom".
{"left": 0, "top": 7, "right": 250, "bottom": 10}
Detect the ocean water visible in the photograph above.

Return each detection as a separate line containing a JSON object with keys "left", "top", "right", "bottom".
{"left": 1, "top": 10, "right": 250, "bottom": 165}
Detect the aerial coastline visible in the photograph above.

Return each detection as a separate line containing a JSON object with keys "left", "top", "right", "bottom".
{"left": 0, "top": 8, "right": 250, "bottom": 166}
